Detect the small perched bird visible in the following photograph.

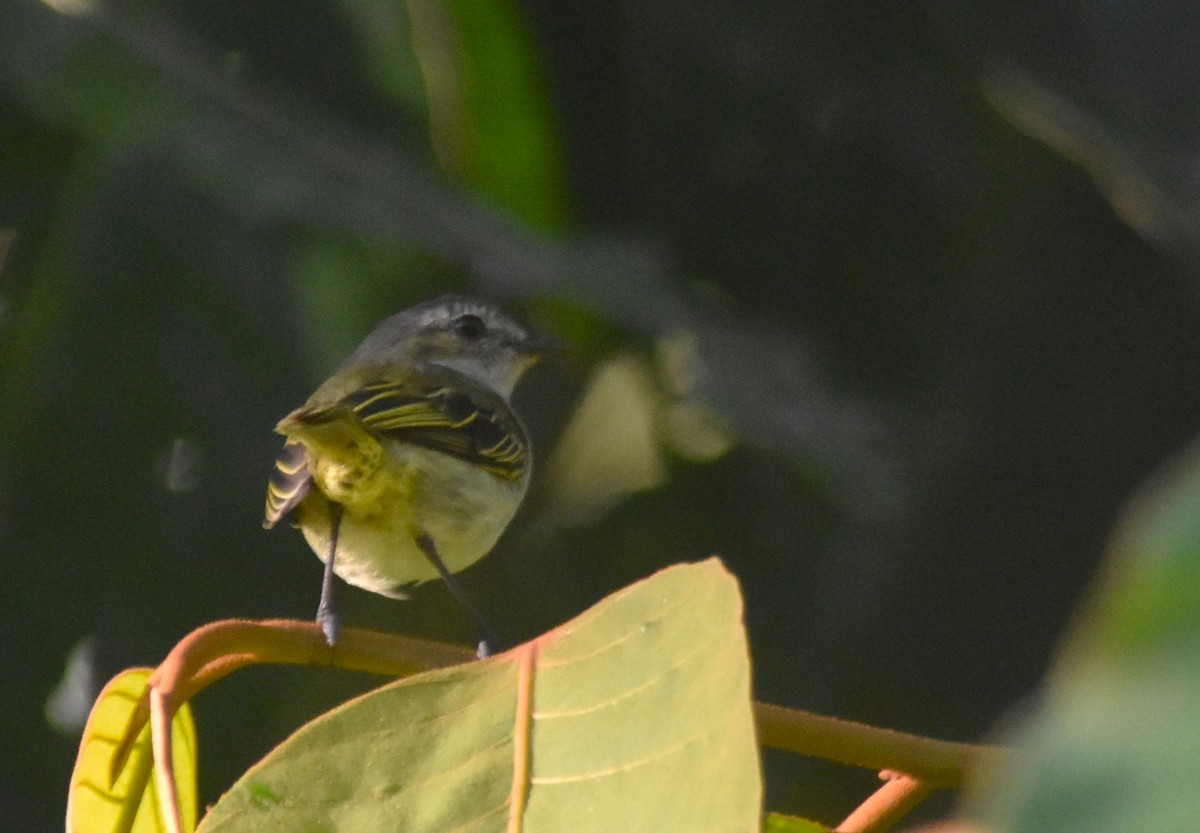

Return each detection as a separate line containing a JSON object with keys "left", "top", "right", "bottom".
{"left": 263, "top": 295, "right": 559, "bottom": 652}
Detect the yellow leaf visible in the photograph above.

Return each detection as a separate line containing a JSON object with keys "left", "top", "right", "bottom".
{"left": 67, "top": 668, "right": 198, "bottom": 833}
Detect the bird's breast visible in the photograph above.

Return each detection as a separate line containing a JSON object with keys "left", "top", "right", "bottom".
{"left": 300, "top": 440, "right": 527, "bottom": 595}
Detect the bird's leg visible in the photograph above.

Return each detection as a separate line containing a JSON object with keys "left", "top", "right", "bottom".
{"left": 316, "top": 503, "right": 344, "bottom": 646}
{"left": 414, "top": 532, "right": 501, "bottom": 659}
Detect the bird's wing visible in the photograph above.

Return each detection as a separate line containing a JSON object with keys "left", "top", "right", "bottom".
{"left": 263, "top": 438, "right": 313, "bottom": 528}
{"left": 345, "top": 380, "right": 528, "bottom": 481}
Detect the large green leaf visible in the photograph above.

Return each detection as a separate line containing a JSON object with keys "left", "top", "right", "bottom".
{"left": 971, "top": 439, "right": 1200, "bottom": 832}
{"left": 441, "top": 0, "right": 569, "bottom": 232}
{"left": 197, "top": 558, "right": 760, "bottom": 832}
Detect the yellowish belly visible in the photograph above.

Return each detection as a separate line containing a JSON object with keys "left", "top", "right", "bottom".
{"left": 296, "top": 443, "right": 527, "bottom": 597}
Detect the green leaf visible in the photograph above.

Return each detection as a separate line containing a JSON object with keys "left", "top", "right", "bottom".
{"left": 444, "top": 0, "right": 569, "bottom": 231}
{"left": 763, "top": 812, "right": 833, "bottom": 832}
{"left": 401, "top": 0, "right": 569, "bottom": 231}
{"left": 198, "top": 558, "right": 761, "bottom": 832}
{"left": 67, "top": 668, "right": 198, "bottom": 833}
{"left": 970, "top": 441, "right": 1200, "bottom": 833}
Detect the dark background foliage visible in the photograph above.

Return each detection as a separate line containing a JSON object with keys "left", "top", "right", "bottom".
{"left": 3, "top": 1, "right": 1199, "bottom": 829}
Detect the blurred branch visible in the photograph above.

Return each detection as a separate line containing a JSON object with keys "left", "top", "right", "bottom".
{"left": 3, "top": 0, "right": 903, "bottom": 518}
{"left": 983, "top": 64, "right": 1200, "bottom": 256}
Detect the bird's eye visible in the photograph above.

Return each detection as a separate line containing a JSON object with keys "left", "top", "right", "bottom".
{"left": 453, "top": 314, "right": 486, "bottom": 340}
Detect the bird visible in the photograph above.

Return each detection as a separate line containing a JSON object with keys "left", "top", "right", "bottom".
{"left": 263, "top": 294, "right": 559, "bottom": 653}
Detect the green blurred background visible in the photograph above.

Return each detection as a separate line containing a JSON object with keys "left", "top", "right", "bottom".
{"left": 3, "top": 1, "right": 1200, "bottom": 829}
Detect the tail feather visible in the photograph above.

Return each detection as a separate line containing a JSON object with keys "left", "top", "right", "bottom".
{"left": 263, "top": 438, "right": 313, "bottom": 528}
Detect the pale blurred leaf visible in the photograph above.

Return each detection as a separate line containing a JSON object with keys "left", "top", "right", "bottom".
{"left": 970, "top": 439, "right": 1200, "bottom": 833}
